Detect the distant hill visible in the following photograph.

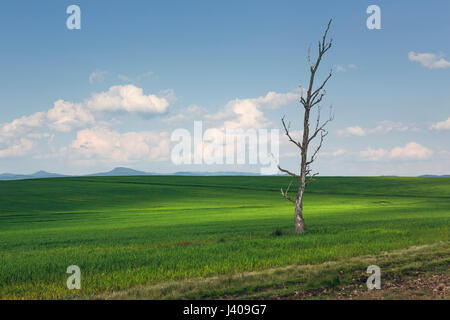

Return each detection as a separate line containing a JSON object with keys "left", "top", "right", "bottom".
{"left": 6, "top": 167, "right": 446, "bottom": 181}
{"left": 87, "top": 167, "right": 156, "bottom": 177}
{"left": 419, "top": 174, "right": 450, "bottom": 177}
{"left": 0, "top": 171, "right": 67, "bottom": 181}
{"left": 0, "top": 168, "right": 265, "bottom": 180}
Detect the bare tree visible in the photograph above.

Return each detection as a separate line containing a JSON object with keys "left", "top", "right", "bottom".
{"left": 278, "top": 19, "right": 334, "bottom": 234}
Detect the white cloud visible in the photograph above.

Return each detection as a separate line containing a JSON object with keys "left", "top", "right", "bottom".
{"left": 1, "top": 85, "right": 172, "bottom": 138}
{"left": 0, "top": 102, "right": 95, "bottom": 137}
{"left": 222, "top": 98, "right": 272, "bottom": 130}
{"left": 338, "top": 126, "right": 366, "bottom": 137}
{"left": 70, "top": 127, "right": 170, "bottom": 163}
{"left": 408, "top": 52, "right": 450, "bottom": 69}
{"left": 86, "top": 85, "right": 170, "bottom": 115}
{"left": 389, "top": 142, "right": 432, "bottom": 160}
{"left": 89, "top": 70, "right": 108, "bottom": 84}
{"left": 359, "top": 142, "right": 432, "bottom": 161}
{"left": 0, "top": 138, "right": 35, "bottom": 158}
{"left": 253, "top": 91, "right": 300, "bottom": 110}
{"left": 207, "top": 91, "right": 299, "bottom": 130}
{"left": 0, "top": 112, "right": 46, "bottom": 138}
{"left": 47, "top": 100, "right": 95, "bottom": 132}
{"left": 0, "top": 85, "right": 174, "bottom": 159}
{"left": 431, "top": 117, "right": 450, "bottom": 130}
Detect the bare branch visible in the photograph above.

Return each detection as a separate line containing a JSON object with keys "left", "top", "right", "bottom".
{"left": 320, "top": 19, "right": 333, "bottom": 54}
{"left": 310, "top": 69, "right": 332, "bottom": 106}
{"left": 281, "top": 116, "right": 302, "bottom": 149}
{"left": 306, "top": 129, "right": 328, "bottom": 166}
{"left": 311, "top": 90, "right": 326, "bottom": 108}
{"left": 304, "top": 19, "right": 333, "bottom": 108}
{"left": 280, "top": 180, "right": 296, "bottom": 204}
{"left": 308, "top": 106, "right": 333, "bottom": 143}
{"left": 277, "top": 165, "right": 300, "bottom": 178}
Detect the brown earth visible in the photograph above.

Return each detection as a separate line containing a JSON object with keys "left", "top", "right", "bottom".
{"left": 288, "top": 272, "right": 449, "bottom": 300}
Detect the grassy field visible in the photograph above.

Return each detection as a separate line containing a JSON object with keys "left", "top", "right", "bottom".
{"left": 0, "top": 176, "right": 449, "bottom": 299}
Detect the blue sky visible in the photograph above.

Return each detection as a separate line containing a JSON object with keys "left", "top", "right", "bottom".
{"left": 0, "top": 0, "right": 449, "bottom": 175}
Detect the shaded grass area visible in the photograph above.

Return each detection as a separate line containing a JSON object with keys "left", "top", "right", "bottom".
{"left": 0, "top": 176, "right": 449, "bottom": 299}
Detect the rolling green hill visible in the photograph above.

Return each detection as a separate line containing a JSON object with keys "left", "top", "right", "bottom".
{"left": 0, "top": 176, "right": 449, "bottom": 299}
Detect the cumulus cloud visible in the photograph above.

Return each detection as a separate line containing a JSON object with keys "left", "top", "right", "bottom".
{"left": 0, "top": 138, "right": 35, "bottom": 158}
{"left": 0, "top": 85, "right": 174, "bottom": 159}
{"left": 338, "top": 126, "right": 366, "bottom": 137}
{"left": 252, "top": 91, "right": 300, "bottom": 110}
{"left": 1, "top": 100, "right": 96, "bottom": 138}
{"left": 408, "top": 52, "right": 450, "bottom": 69}
{"left": 207, "top": 91, "right": 299, "bottom": 130}
{"left": 389, "top": 142, "right": 433, "bottom": 160}
{"left": 431, "top": 117, "right": 450, "bottom": 130}
{"left": 359, "top": 142, "right": 432, "bottom": 161}
{"left": 69, "top": 127, "right": 170, "bottom": 163}
{"left": 221, "top": 98, "right": 272, "bottom": 130}
{"left": 1, "top": 85, "right": 172, "bottom": 136}
{"left": 86, "top": 85, "right": 170, "bottom": 115}
{"left": 47, "top": 100, "right": 95, "bottom": 132}
{"left": 0, "top": 112, "right": 46, "bottom": 138}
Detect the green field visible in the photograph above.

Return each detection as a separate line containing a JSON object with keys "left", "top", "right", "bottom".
{"left": 0, "top": 176, "right": 449, "bottom": 299}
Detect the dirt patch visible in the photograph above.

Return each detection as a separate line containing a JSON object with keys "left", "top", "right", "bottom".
{"left": 290, "top": 272, "right": 449, "bottom": 300}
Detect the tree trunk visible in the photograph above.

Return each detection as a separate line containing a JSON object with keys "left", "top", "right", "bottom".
{"left": 294, "top": 197, "right": 305, "bottom": 234}
{"left": 294, "top": 106, "right": 309, "bottom": 234}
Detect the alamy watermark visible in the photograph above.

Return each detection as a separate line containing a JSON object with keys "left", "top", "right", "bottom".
{"left": 170, "top": 121, "right": 279, "bottom": 175}
{"left": 366, "top": 265, "right": 381, "bottom": 290}
{"left": 66, "top": 5, "right": 81, "bottom": 30}
{"left": 66, "top": 265, "right": 81, "bottom": 290}
{"left": 366, "top": 5, "right": 381, "bottom": 30}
